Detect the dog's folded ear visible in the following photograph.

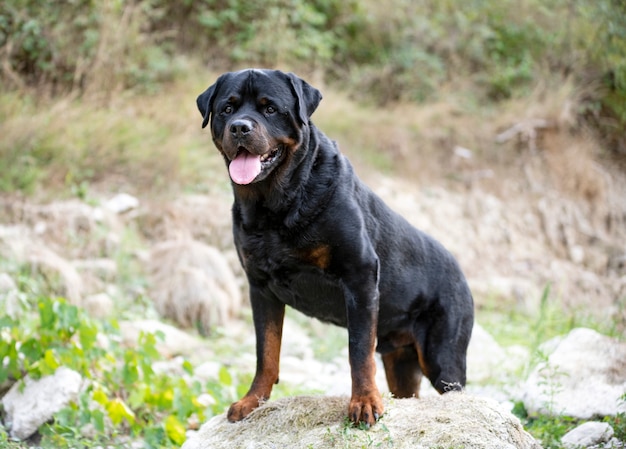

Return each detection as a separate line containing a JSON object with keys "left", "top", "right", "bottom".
{"left": 286, "top": 72, "right": 322, "bottom": 125}
{"left": 197, "top": 74, "right": 229, "bottom": 129}
{"left": 196, "top": 85, "right": 215, "bottom": 129}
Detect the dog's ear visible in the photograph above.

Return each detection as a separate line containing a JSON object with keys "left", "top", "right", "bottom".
{"left": 286, "top": 72, "right": 322, "bottom": 125}
{"left": 197, "top": 74, "right": 228, "bottom": 129}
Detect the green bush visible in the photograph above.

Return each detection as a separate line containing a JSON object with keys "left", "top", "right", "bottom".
{"left": 1, "top": 0, "right": 625, "bottom": 155}
{"left": 0, "top": 296, "right": 236, "bottom": 448}
{"left": 0, "top": 0, "right": 174, "bottom": 94}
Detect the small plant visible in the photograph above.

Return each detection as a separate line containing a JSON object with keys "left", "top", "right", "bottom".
{"left": 322, "top": 416, "right": 394, "bottom": 448}
{"left": 604, "top": 392, "right": 626, "bottom": 441}
{"left": 0, "top": 296, "right": 238, "bottom": 448}
{"left": 512, "top": 402, "right": 577, "bottom": 449}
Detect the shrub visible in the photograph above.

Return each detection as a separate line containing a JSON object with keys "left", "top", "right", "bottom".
{"left": 0, "top": 296, "right": 235, "bottom": 447}
{"left": 0, "top": 0, "right": 173, "bottom": 95}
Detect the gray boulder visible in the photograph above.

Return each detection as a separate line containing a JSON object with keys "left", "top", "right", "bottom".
{"left": 182, "top": 393, "right": 540, "bottom": 449}
{"left": 2, "top": 367, "right": 83, "bottom": 440}
{"left": 522, "top": 328, "right": 626, "bottom": 419}
{"left": 0, "top": 272, "right": 20, "bottom": 319}
{"left": 561, "top": 422, "right": 614, "bottom": 449}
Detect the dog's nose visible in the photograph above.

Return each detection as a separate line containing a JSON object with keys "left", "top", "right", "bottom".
{"left": 230, "top": 119, "right": 253, "bottom": 137}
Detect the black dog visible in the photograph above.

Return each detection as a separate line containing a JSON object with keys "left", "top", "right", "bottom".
{"left": 196, "top": 69, "right": 474, "bottom": 427}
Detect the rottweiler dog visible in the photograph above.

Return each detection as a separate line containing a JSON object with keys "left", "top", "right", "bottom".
{"left": 196, "top": 69, "right": 474, "bottom": 427}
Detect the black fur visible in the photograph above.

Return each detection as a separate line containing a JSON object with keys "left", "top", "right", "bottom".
{"left": 196, "top": 69, "right": 474, "bottom": 426}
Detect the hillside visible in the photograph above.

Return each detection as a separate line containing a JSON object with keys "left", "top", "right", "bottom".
{"left": 1, "top": 1, "right": 625, "bottom": 447}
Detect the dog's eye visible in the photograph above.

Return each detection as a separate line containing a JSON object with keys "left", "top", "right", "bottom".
{"left": 223, "top": 105, "right": 233, "bottom": 114}
{"left": 265, "top": 106, "right": 276, "bottom": 115}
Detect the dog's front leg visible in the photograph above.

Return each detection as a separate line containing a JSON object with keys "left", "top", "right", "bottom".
{"left": 344, "top": 259, "right": 384, "bottom": 427}
{"left": 227, "top": 288, "right": 285, "bottom": 422}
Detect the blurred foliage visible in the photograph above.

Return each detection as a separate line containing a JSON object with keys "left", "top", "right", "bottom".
{"left": 0, "top": 0, "right": 625, "bottom": 152}
{"left": 0, "top": 292, "right": 252, "bottom": 447}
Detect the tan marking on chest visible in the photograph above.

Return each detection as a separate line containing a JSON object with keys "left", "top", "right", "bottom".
{"left": 300, "top": 244, "right": 331, "bottom": 270}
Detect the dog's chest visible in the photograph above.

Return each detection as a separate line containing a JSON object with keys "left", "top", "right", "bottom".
{"left": 236, "top": 229, "right": 347, "bottom": 326}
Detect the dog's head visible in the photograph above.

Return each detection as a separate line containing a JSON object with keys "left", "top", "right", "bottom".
{"left": 196, "top": 69, "right": 322, "bottom": 185}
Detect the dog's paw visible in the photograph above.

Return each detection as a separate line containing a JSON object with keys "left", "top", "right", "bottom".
{"left": 348, "top": 392, "right": 384, "bottom": 428}
{"left": 227, "top": 396, "right": 260, "bottom": 422}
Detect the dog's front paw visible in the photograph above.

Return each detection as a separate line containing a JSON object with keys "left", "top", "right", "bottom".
{"left": 227, "top": 396, "right": 261, "bottom": 422}
{"left": 348, "top": 392, "right": 384, "bottom": 428}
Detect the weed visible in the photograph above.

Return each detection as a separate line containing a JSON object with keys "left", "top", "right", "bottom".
{"left": 322, "top": 416, "right": 394, "bottom": 448}
{"left": 0, "top": 296, "right": 240, "bottom": 447}
{"left": 513, "top": 402, "right": 577, "bottom": 449}
{"left": 605, "top": 412, "right": 626, "bottom": 441}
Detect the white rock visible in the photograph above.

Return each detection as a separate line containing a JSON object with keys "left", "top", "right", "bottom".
{"left": 467, "top": 323, "right": 509, "bottom": 383}
{"left": 119, "top": 319, "right": 206, "bottom": 358}
{"left": 182, "top": 393, "right": 540, "bottom": 449}
{"left": 104, "top": 193, "right": 139, "bottom": 214}
{"left": 561, "top": 422, "right": 614, "bottom": 448}
{"left": 522, "top": 328, "right": 626, "bottom": 418}
{"left": 83, "top": 292, "right": 114, "bottom": 319}
{"left": 0, "top": 272, "right": 21, "bottom": 318}
{"left": 147, "top": 240, "right": 242, "bottom": 335}
{"left": 2, "top": 367, "right": 83, "bottom": 440}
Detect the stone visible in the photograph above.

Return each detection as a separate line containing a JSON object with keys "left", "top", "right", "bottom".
{"left": 2, "top": 367, "right": 83, "bottom": 440}
{"left": 104, "top": 193, "right": 139, "bottom": 214}
{"left": 522, "top": 328, "right": 626, "bottom": 419}
{"left": 0, "top": 272, "right": 20, "bottom": 318}
{"left": 561, "top": 422, "right": 614, "bottom": 448}
{"left": 146, "top": 239, "right": 241, "bottom": 335}
{"left": 467, "top": 322, "right": 528, "bottom": 383}
{"left": 119, "top": 319, "right": 207, "bottom": 359}
{"left": 83, "top": 292, "right": 115, "bottom": 319}
{"left": 182, "top": 393, "right": 540, "bottom": 449}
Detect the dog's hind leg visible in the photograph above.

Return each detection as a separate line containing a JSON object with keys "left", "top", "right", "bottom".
{"left": 381, "top": 345, "right": 423, "bottom": 398}
{"left": 414, "top": 313, "right": 471, "bottom": 395}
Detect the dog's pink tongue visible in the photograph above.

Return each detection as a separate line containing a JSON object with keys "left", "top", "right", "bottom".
{"left": 229, "top": 151, "right": 261, "bottom": 185}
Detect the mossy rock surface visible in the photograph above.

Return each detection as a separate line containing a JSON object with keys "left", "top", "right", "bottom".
{"left": 183, "top": 393, "right": 540, "bottom": 449}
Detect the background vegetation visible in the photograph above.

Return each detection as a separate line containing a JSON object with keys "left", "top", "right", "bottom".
{"left": 1, "top": 0, "right": 625, "bottom": 448}
{"left": 1, "top": 0, "right": 625, "bottom": 194}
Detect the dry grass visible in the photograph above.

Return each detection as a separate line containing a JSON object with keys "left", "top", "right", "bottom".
{"left": 0, "top": 63, "right": 226, "bottom": 197}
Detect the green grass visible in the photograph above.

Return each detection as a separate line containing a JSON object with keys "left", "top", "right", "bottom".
{"left": 477, "top": 284, "right": 624, "bottom": 352}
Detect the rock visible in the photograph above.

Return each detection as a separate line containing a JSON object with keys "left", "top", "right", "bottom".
{"left": 561, "top": 422, "right": 614, "bottom": 448}
{"left": 522, "top": 328, "right": 626, "bottom": 419}
{"left": 104, "top": 193, "right": 139, "bottom": 214}
{"left": 146, "top": 239, "right": 241, "bottom": 335}
{"left": 1, "top": 367, "right": 83, "bottom": 440}
{"left": 182, "top": 393, "right": 540, "bottom": 449}
{"left": 83, "top": 292, "right": 115, "bottom": 319}
{"left": 119, "top": 319, "right": 207, "bottom": 359}
{"left": 0, "top": 231, "right": 84, "bottom": 305}
{"left": 73, "top": 258, "right": 118, "bottom": 282}
{"left": 0, "top": 272, "right": 20, "bottom": 318}
{"left": 467, "top": 323, "right": 528, "bottom": 383}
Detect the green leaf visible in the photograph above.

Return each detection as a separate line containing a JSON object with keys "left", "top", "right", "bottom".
{"left": 92, "top": 409, "right": 106, "bottom": 434}
{"left": 92, "top": 389, "right": 109, "bottom": 407}
{"left": 182, "top": 359, "right": 194, "bottom": 376}
{"left": 79, "top": 320, "right": 98, "bottom": 352}
{"left": 122, "top": 358, "right": 139, "bottom": 386}
{"left": 164, "top": 414, "right": 186, "bottom": 446}
{"left": 19, "top": 338, "right": 44, "bottom": 362}
{"left": 39, "top": 298, "right": 56, "bottom": 330}
{"left": 39, "top": 349, "right": 60, "bottom": 376}
{"left": 128, "top": 384, "right": 147, "bottom": 409}
{"left": 106, "top": 398, "right": 135, "bottom": 426}
{"left": 138, "top": 331, "right": 160, "bottom": 360}
{"left": 218, "top": 366, "right": 232, "bottom": 386}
